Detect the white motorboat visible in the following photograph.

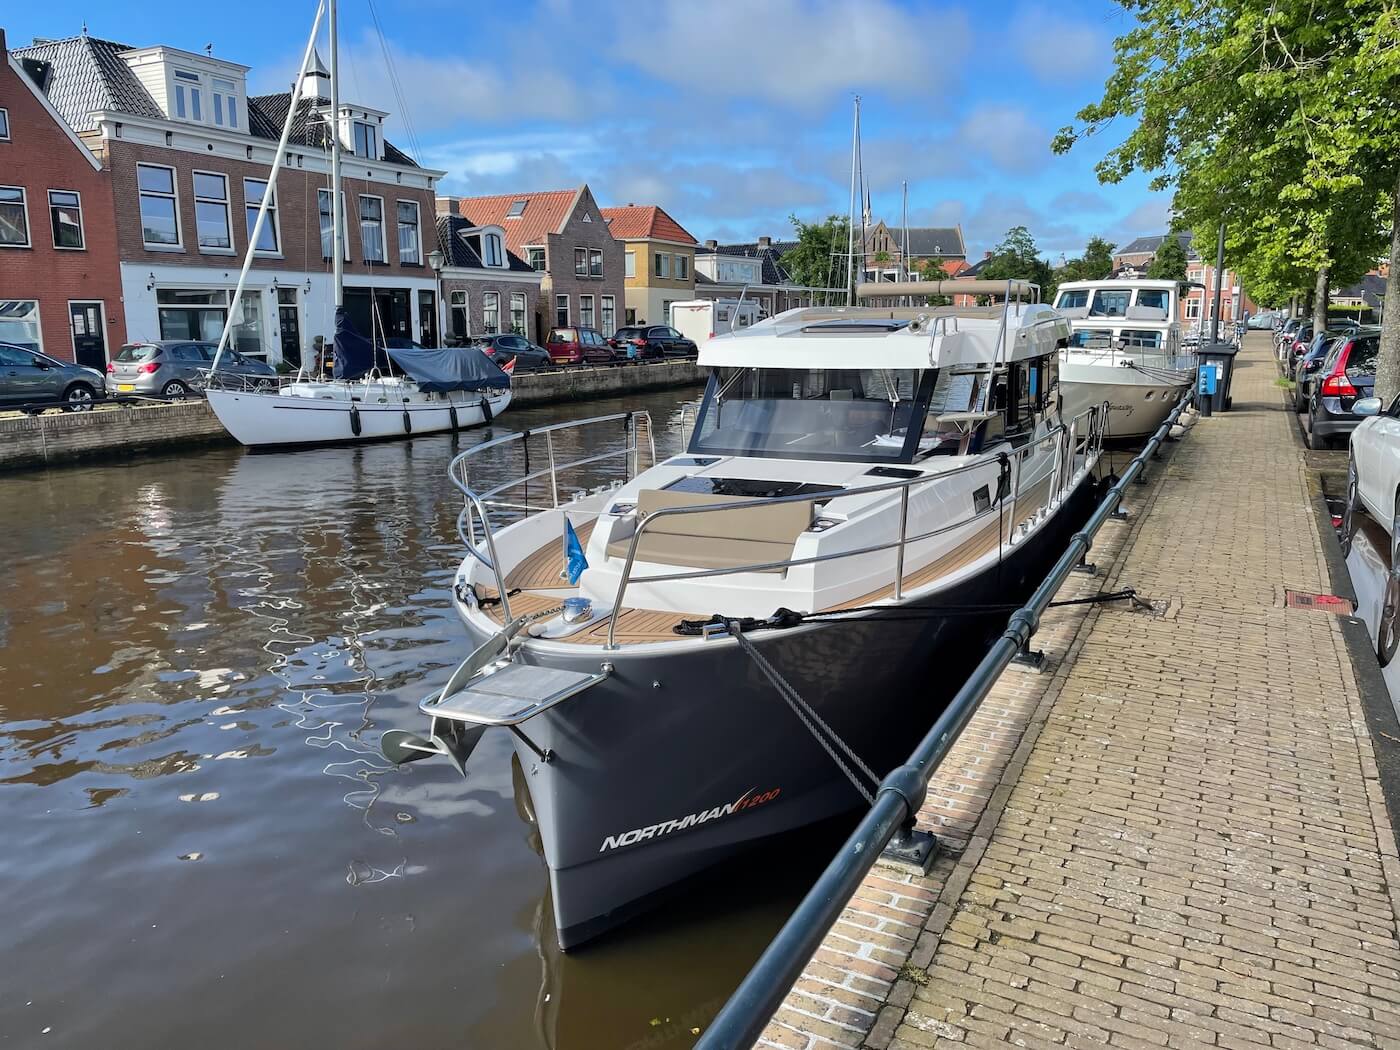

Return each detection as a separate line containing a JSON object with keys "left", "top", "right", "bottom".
{"left": 383, "top": 279, "right": 1107, "bottom": 948}
{"left": 201, "top": 0, "right": 512, "bottom": 449}
{"left": 1054, "top": 278, "right": 1195, "bottom": 442}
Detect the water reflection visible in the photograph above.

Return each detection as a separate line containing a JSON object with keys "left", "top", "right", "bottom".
{"left": 0, "top": 388, "right": 846, "bottom": 1049}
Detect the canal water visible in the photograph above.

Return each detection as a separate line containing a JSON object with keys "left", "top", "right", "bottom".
{"left": 0, "top": 387, "right": 847, "bottom": 1050}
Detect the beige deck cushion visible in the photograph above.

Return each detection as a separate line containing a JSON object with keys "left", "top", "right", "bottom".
{"left": 605, "top": 488, "right": 814, "bottom": 573}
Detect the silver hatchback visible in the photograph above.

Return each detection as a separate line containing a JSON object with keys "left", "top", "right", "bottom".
{"left": 109, "top": 341, "right": 277, "bottom": 399}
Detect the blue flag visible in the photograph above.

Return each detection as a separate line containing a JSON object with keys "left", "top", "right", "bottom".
{"left": 564, "top": 516, "right": 589, "bottom": 585}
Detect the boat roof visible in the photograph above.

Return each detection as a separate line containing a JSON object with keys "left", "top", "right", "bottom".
{"left": 698, "top": 303, "right": 1070, "bottom": 370}
{"left": 1056, "top": 278, "right": 1179, "bottom": 291}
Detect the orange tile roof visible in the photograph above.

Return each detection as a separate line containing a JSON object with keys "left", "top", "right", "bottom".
{"left": 452, "top": 188, "right": 583, "bottom": 257}
{"left": 600, "top": 205, "right": 697, "bottom": 245}
{"left": 941, "top": 259, "right": 970, "bottom": 277}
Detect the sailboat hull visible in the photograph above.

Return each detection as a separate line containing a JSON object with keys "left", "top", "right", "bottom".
{"left": 206, "top": 387, "right": 511, "bottom": 448}
{"left": 466, "top": 472, "right": 1098, "bottom": 949}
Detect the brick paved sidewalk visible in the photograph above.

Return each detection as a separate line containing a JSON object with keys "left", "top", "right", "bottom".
{"left": 757, "top": 334, "right": 1400, "bottom": 1050}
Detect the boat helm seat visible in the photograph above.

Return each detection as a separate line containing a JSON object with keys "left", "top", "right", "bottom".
{"left": 606, "top": 489, "right": 814, "bottom": 574}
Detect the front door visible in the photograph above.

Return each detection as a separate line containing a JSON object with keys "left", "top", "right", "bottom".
{"left": 278, "top": 289, "right": 301, "bottom": 366}
{"left": 418, "top": 290, "right": 438, "bottom": 348}
{"left": 69, "top": 302, "right": 107, "bottom": 370}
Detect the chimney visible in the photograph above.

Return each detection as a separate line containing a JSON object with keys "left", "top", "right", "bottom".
{"left": 0, "top": 28, "right": 7, "bottom": 57}
{"left": 435, "top": 196, "right": 461, "bottom": 216}
{"left": 704, "top": 239, "right": 717, "bottom": 250}
{"left": 984, "top": 250, "right": 993, "bottom": 259}
{"left": 757, "top": 236, "right": 772, "bottom": 248}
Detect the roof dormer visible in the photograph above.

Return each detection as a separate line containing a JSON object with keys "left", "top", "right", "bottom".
{"left": 119, "top": 45, "right": 251, "bottom": 133}
{"left": 336, "top": 104, "right": 388, "bottom": 161}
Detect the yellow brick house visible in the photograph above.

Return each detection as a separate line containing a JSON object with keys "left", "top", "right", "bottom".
{"left": 600, "top": 205, "right": 697, "bottom": 327}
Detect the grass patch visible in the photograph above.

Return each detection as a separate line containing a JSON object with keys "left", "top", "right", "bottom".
{"left": 899, "top": 963, "right": 931, "bottom": 986}
{"left": 1274, "top": 376, "right": 1295, "bottom": 389}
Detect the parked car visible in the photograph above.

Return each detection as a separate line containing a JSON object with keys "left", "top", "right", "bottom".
{"left": 1294, "top": 332, "right": 1347, "bottom": 411}
{"left": 1341, "top": 372, "right": 1400, "bottom": 661}
{"left": 470, "top": 334, "right": 553, "bottom": 372}
{"left": 1306, "top": 328, "right": 1378, "bottom": 450}
{"left": 109, "top": 341, "right": 276, "bottom": 399}
{"left": 609, "top": 325, "right": 698, "bottom": 361}
{"left": 0, "top": 342, "right": 106, "bottom": 410}
{"left": 544, "top": 327, "right": 620, "bottom": 366}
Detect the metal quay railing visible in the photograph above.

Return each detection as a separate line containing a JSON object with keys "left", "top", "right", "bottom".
{"left": 601, "top": 403, "right": 1104, "bottom": 649}
{"left": 691, "top": 391, "right": 1189, "bottom": 1050}
{"left": 450, "top": 411, "right": 655, "bottom": 622}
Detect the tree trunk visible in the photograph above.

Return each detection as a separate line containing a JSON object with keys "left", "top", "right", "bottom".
{"left": 1375, "top": 169, "right": 1400, "bottom": 405}
{"left": 1313, "top": 266, "right": 1330, "bottom": 335}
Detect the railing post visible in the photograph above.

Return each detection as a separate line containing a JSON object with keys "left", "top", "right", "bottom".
{"left": 894, "top": 486, "right": 909, "bottom": 601}
{"left": 545, "top": 430, "right": 559, "bottom": 509}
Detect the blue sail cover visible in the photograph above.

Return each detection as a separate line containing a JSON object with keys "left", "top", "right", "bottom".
{"left": 333, "top": 307, "right": 376, "bottom": 381}
{"left": 386, "top": 347, "right": 511, "bottom": 392}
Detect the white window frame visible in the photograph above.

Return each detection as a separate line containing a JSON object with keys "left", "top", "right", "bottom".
{"left": 191, "top": 171, "right": 232, "bottom": 254}
{"left": 358, "top": 193, "right": 386, "bottom": 263}
{"left": 211, "top": 76, "right": 239, "bottom": 130}
{"left": 483, "top": 232, "right": 504, "bottom": 268}
{"left": 136, "top": 164, "right": 182, "bottom": 250}
{"left": 601, "top": 295, "right": 615, "bottom": 338}
{"left": 625, "top": 250, "right": 635, "bottom": 278}
{"left": 483, "top": 291, "right": 501, "bottom": 334}
{"left": 396, "top": 199, "right": 422, "bottom": 265}
{"left": 0, "top": 298, "right": 43, "bottom": 352}
{"left": 676, "top": 254, "right": 689, "bottom": 280}
{"left": 0, "top": 186, "right": 31, "bottom": 248}
{"left": 588, "top": 247, "right": 603, "bottom": 278}
{"left": 353, "top": 120, "right": 379, "bottom": 160}
{"left": 524, "top": 245, "right": 546, "bottom": 271}
{"left": 449, "top": 289, "right": 470, "bottom": 339}
{"left": 574, "top": 247, "right": 587, "bottom": 277}
{"left": 579, "top": 293, "right": 595, "bottom": 329}
{"left": 555, "top": 294, "right": 569, "bottom": 327}
{"left": 46, "top": 189, "right": 86, "bottom": 251}
{"left": 510, "top": 292, "right": 527, "bottom": 335}
{"left": 173, "top": 68, "right": 205, "bottom": 123}
{"left": 0, "top": 109, "right": 10, "bottom": 141}
{"left": 243, "top": 177, "right": 281, "bottom": 255}
{"left": 317, "top": 188, "right": 350, "bottom": 261}
{"left": 654, "top": 252, "right": 669, "bottom": 278}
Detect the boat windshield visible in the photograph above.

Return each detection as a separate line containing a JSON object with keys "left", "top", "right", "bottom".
{"left": 688, "top": 367, "right": 936, "bottom": 463}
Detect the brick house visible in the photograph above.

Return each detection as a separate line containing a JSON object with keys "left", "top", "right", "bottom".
{"left": 434, "top": 214, "right": 543, "bottom": 343}
{"left": 598, "top": 204, "right": 697, "bottom": 326}
{"left": 861, "top": 221, "right": 966, "bottom": 280}
{"left": 1115, "top": 233, "right": 1257, "bottom": 325}
{"left": 0, "top": 28, "right": 125, "bottom": 366}
{"left": 443, "top": 186, "right": 625, "bottom": 338}
{"left": 693, "top": 236, "right": 836, "bottom": 315}
{"left": 13, "top": 34, "right": 445, "bottom": 366}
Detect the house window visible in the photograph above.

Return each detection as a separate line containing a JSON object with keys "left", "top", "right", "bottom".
{"left": 483, "top": 232, "right": 504, "bottom": 267}
{"left": 483, "top": 291, "right": 500, "bottom": 333}
{"left": 192, "top": 173, "right": 231, "bottom": 250}
{"left": 574, "top": 247, "right": 587, "bottom": 276}
{"left": 359, "top": 195, "right": 384, "bottom": 262}
{"left": 601, "top": 295, "right": 615, "bottom": 337}
{"left": 156, "top": 287, "right": 230, "bottom": 342}
{"left": 234, "top": 289, "right": 266, "bottom": 357}
{"left": 676, "top": 255, "right": 689, "bottom": 280}
{"left": 555, "top": 294, "right": 569, "bottom": 327}
{"left": 510, "top": 292, "right": 526, "bottom": 335}
{"left": 0, "top": 187, "right": 28, "bottom": 247}
{"left": 136, "top": 164, "right": 180, "bottom": 247}
{"left": 0, "top": 300, "right": 41, "bottom": 350}
{"left": 47, "top": 190, "right": 84, "bottom": 250}
{"left": 212, "top": 77, "right": 238, "bottom": 129}
{"left": 625, "top": 251, "right": 635, "bottom": 278}
{"left": 244, "top": 178, "right": 279, "bottom": 253}
{"left": 448, "top": 290, "right": 469, "bottom": 341}
{"left": 0, "top": 109, "right": 9, "bottom": 141}
{"left": 397, "top": 201, "right": 421, "bottom": 264}
{"left": 654, "top": 253, "right": 671, "bottom": 278}
{"left": 1185, "top": 298, "right": 1201, "bottom": 320}
{"left": 589, "top": 248, "right": 603, "bottom": 277}
{"left": 525, "top": 246, "right": 545, "bottom": 271}
{"left": 317, "top": 188, "right": 348, "bottom": 259}
{"left": 174, "top": 69, "right": 203, "bottom": 121}
{"left": 580, "top": 294, "right": 595, "bottom": 329}
{"left": 353, "top": 120, "right": 379, "bottom": 159}
{"left": 507, "top": 199, "right": 527, "bottom": 217}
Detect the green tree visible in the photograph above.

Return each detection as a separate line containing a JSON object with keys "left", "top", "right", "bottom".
{"left": 980, "top": 226, "right": 1056, "bottom": 301}
{"left": 781, "top": 214, "right": 851, "bottom": 295}
{"left": 1146, "top": 237, "right": 1188, "bottom": 282}
{"left": 1060, "top": 236, "right": 1118, "bottom": 283}
{"left": 1052, "top": 0, "right": 1393, "bottom": 393}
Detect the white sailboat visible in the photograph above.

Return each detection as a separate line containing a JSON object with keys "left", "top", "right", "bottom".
{"left": 203, "top": 0, "right": 511, "bottom": 449}
{"left": 1053, "top": 278, "right": 1195, "bottom": 442}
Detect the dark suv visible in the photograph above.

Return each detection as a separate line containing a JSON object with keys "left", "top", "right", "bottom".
{"left": 1306, "top": 328, "right": 1379, "bottom": 449}
{"left": 609, "top": 325, "right": 698, "bottom": 361}
{"left": 470, "top": 334, "right": 552, "bottom": 371}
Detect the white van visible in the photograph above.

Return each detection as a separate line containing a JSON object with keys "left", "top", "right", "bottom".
{"left": 669, "top": 299, "right": 760, "bottom": 345}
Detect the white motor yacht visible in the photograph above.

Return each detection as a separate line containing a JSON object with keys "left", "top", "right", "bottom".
{"left": 384, "top": 279, "right": 1107, "bottom": 948}
{"left": 1055, "top": 278, "right": 1195, "bottom": 442}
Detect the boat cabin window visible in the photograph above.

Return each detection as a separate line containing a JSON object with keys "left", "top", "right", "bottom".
{"left": 992, "top": 358, "right": 1054, "bottom": 447}
{"left": 1056, "top": 289, "right": 1089, "bottom": 310}
{"left": 1069, "top": 329, "right": 1113, "bottom": 349}
{"left": 1136, "top": 289, "right": 1169, "bottom": 312}
{"left": 1120, "top": 329, "right": 1162, "bottom": 349}
{"left": 1089, "top": 290, "right": 1131, "bottom": 318}
{"left": 688, "top": 367, "right": 936, "bottom": 463}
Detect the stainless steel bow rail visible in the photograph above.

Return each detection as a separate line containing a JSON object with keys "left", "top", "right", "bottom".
{"left": 693, "top": 392, "right": 1190, "bottom": 1050}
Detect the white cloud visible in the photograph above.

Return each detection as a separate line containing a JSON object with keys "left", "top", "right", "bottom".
{"left": 1050, "top": 189, "right": 1112, "bottom": 214}
{"left": 1009, "top": 6, "right": 1111, "bottom": 82}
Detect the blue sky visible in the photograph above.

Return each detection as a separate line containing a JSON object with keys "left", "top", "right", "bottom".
{"left": 5, "top": 0, "right": 1171, "bottom": 259}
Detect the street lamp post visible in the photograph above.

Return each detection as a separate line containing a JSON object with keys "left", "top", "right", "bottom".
{"left": 428, "top": 247, "right": 446, "bottom": 347}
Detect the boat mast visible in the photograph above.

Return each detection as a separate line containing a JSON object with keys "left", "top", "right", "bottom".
{"left": 846, "top": 95, "right": 859, "bottom": 305}
{"left": 901, "top": 180, "right": 909, "bottom": 286}
{"left": 208, "top": 0, "right": 326, "bottom": 375}
{"left": 329, "top": 0, "right": 344, "bottom": 311}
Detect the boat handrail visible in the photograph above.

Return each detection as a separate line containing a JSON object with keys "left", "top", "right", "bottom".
{"left": 603, "top": 404, "right": 1106, "bottom": 648}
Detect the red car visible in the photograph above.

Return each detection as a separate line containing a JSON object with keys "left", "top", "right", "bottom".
{"left": 544, "top": 326, "right": 621, "bottom": 366}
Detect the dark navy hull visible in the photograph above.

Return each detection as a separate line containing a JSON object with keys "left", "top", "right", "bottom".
{"left": 484, "top": 475, "right": 1100, "bottom": 948}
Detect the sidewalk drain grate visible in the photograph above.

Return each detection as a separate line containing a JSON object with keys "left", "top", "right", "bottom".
{"left": 1284, "top": 589, "right": 1355, "bottom": 615}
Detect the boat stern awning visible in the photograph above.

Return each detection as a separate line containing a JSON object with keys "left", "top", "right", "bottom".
{"left": 386, "top": 347, "right": 511, "bottom": 392}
